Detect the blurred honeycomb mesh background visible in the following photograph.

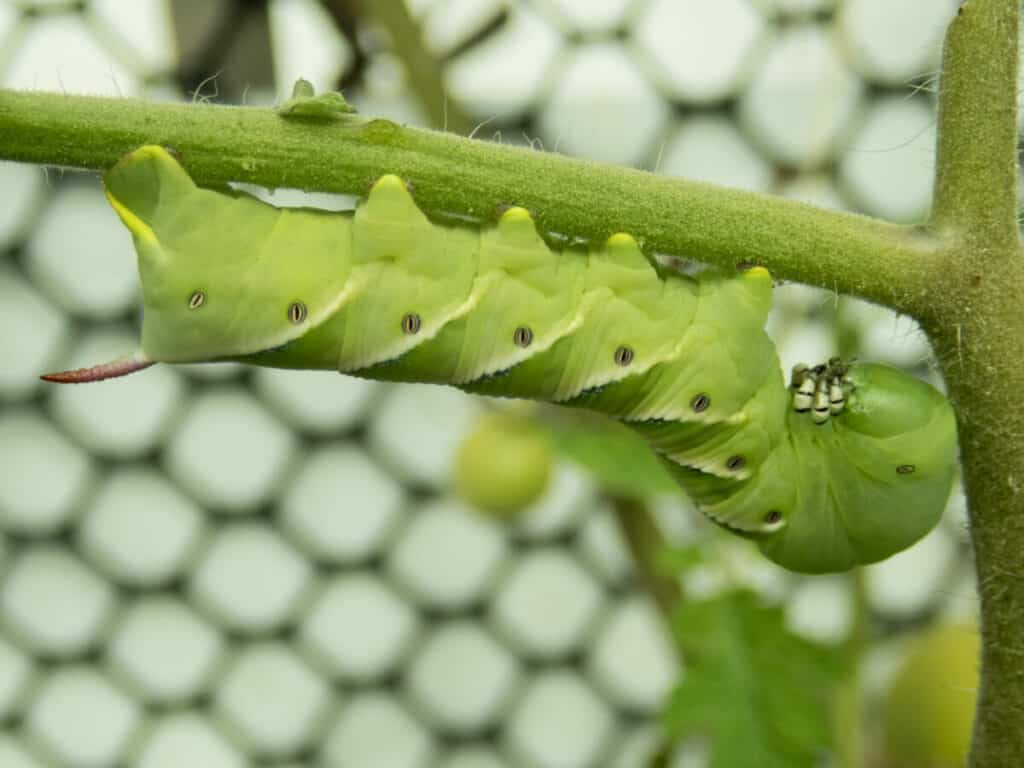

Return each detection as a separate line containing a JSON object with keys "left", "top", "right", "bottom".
{"left": 0, "top": 0, "right": 992, "bottom": 766}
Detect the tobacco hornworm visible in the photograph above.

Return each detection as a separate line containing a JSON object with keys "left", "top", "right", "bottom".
{"left": 43, "top": 146, "right": 958, "bottom": 574}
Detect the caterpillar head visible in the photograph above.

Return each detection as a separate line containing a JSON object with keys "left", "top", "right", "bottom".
{"left": 756, "top": 362, "right": 958, "bottom": 573}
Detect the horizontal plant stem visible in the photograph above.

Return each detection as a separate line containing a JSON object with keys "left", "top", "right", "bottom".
{"left": 0, "top": 88, "right": 937, "bottom": 309}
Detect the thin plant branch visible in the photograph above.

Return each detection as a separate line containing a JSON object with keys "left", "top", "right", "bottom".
{"left": 0, "top": 89, "right": 937, "bottom": 309}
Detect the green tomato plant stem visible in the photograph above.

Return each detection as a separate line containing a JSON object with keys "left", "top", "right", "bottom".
{"left": 0, "top": 89, "right": 934, "bottom": 310}
{"left": 610, "top": 495, "right": 684, "bottom": 639}
{"left": 833, "top": 569, "right": 869, "bottom": 768}
{"left": 323, "top": 0, "right": 475, "bottom": 134}
{"left": 922, "top": 3, "right": 1024, "bottom": 766}
{"left": 0, "top": 1, "right": 1020, "bottom": 762}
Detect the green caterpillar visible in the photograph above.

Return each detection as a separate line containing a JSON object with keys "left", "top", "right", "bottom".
{"left": 44, "top": 146, "right": 958, "bottom": 574}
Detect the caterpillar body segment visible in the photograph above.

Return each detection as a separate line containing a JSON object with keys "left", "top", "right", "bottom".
{"left": 44, "top": 146, "right": 959, "bottom": 574}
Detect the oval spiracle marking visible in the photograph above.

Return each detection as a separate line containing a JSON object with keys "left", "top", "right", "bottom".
{"left": 690, "top": 393, "right": 711, "bottom": 413}
{"left": 188, "top": 290, "right": 206, "bottom": 310}
{"left": 513, "top": 326, "right": 533, "bottom": 348}
{"left": 401, "top": 313, "right": 422, "bottom": 335}
{"left": 288, "top": 301, "right": 307, "bottom": 324}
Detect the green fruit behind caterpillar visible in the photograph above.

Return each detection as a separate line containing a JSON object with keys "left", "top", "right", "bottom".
{"left": 882, "top": 623, "right": 978, "bottom": 767}
{"left": 454, "top": 411, "right": 553, "bottom": 519}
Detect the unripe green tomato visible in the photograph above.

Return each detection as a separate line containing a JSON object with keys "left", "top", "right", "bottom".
{"left": 882, "top": 622, "right": 979, "bottom": 768}
{"left": 454, "top": 412, "right": 553, "bottom": 518}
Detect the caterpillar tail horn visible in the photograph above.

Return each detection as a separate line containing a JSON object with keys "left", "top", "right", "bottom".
{"left": 40, "top": 352, "right": 154, "bottom": 384}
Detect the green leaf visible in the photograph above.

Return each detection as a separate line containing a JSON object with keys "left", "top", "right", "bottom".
{"left": 665, "top": 589, "right": 843, "bottom": 768}
{"left": 654, "top": 544, "right": 706, "bottom": 575}
{"left": 277, "top": 78, "right": 356, "bottom": 119}
{"left": 548, "top": 418, "right": 680, "bottom": 499}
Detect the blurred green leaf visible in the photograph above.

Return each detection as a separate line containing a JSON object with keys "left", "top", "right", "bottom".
{"left": 548, "top": 419, "right": 680, "bottom": 499}
{"left": 666, "top": 589, "right": 843, "bottom": 768}
{"left": 654, "top": 544, "right": 706, "bottom": 575}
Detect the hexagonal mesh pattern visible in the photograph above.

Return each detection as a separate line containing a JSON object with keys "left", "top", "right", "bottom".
{"left": 0, "top": 1, "right": 987, "bottom": 766}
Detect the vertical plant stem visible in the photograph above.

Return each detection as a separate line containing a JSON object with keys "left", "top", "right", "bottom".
{"left": 327, "top": 0, "right": 474, "bottom": 133}
{"left": 931, "top": 1, "right": 1020, "bottom": 248}
{"left": 924, "top": 2, "right": 1024, "bottom": 765}
{"left": 833, "top": 570, "right": 869, "bottom": 768}
{"left": 611, "top": 496, "right": 684, "bottom": 638}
